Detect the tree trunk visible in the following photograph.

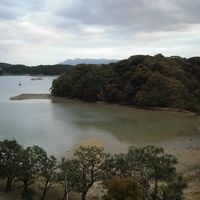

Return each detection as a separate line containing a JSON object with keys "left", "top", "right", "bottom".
{"left": 62, "top": 187, "right": 69, "bottom": 200}
{"left": 81, "top": 192, "right": 87, "bottom": 200}
{"left": 62, "top": 188, "right": 67, "bottom": 200}
{"left": 153, "top": 177, "right": 158, "bottom": 200}
{"left": 41, "top": 179, "right": 49, "bottom": 200}
{"left": 21, "top": 179, "right": 31, "bottom": 200}
{"left": 5, "top": 177, "right": 13, "bottom": 193}
{"left": 23, "top": 179, "right": 29, "bottom": 197}
{"left": 62, "top": 173, "right": 70, "bottom": 200}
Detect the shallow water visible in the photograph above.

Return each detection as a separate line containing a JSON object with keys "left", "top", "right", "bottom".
{"left": 0, "top": 76, "right": 199, "bottom": 170}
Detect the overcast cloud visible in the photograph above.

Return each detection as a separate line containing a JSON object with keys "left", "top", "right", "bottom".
{"left": 0, "top": 0, "right": 199, "bottom": 65}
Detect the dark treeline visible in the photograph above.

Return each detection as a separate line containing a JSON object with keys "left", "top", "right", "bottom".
{"left": 0, "top": 63, "right": 72, "bottom": 75}
{"left": 0, "top": 139, "right": 186, "bottom": 200}
{"left": 51, "top": 54, "right": 200, "bottom": 113}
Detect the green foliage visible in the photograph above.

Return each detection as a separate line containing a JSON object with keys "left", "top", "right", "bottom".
{"left": 104, "top": 146, "right": 185, "bottom": 200}
{"left": 104, "top": 177, "right": 145, "bottom": 200}
{"left": 0, "top": 63, "right": 72, "bottom": 75}
{"left": 160, "top": 176, "right": 187, "bottom": 200}
{"left": 0, "top": 139, "right": 23, "bottom": 192}
{"left": 126, "top": 146, "right": 179, "bottom": 199}
{"left": 17, "top": 145, "right": 47, "bottom": 198}
{"left": 40, "top": 155, "right": 57, "bottom": 200}
{"left": 52, "top": 65, "right": 105, "bottom": 101}
{"left": 40, "top": 155, "right": 57, "bottom": 183}
{"left": 73, "top": 146, "right": 109, "bottom": 200}
{"left": 0, "top": 139, "right": 187, "bottom": 200}
{"left": 51, "top": 55, "right": 200, "bottom": 113}
{"left": 104, "top": 153, "right": 128, "bottom": 177}
{"left": 58, "top": 146, "right": 110, "bottom": 200}
{"left": 135, "top": 73, "right": 185, "bottom": 107}
{"left": 58, "top": 158, "right": 81, "bottom": 200}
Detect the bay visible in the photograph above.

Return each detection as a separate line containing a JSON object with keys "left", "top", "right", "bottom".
{"left": 0, "top": 76, "right": 199, "bottom": 170}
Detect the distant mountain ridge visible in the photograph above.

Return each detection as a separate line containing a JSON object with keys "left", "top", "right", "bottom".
{"left": 59, "top": 58, "right": 118, "bottom": 65}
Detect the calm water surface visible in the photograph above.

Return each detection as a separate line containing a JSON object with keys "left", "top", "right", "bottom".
{"left": 0, "top": 76, "right": 199, "bottom": 169}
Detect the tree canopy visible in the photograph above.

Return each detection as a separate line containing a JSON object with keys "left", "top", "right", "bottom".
{"left": 0, "top": 139, "right": 187, "bottom": 200}
{"left": 0, "top": 63, "right": 72, "bottom": 75}
{"left": 51, "top": 55, "right": 200, "bottom": 113}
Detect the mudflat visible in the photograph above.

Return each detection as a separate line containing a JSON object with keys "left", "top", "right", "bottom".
{"left": 10, "top": 93, "right": 51, "bottom": 100}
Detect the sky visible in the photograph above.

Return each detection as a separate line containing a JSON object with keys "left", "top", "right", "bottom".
{"left": 0, "top": 0, "right": 199, "bottom": 65}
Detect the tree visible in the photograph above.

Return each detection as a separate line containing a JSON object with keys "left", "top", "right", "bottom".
{"left": 58, "top": 158, "right": 81, "bottom": 200}
{"left": 17, "top": 145, "right": 47, "bottom": 199}
{"left": 104, "top": 146, "right": 184, "bottom": 200}
{"left": 0, "top": 139, "right": 187, "bottom": 200}
{"left": 104, "top": 176, "right": 145, "bottom": 200}
{"left": 40, "top": 155, "right": 57, "bottom": 200}
{"left": 160, "top": 175, "right": 187, "bottom": 200}
{"left": 0, "top": 139, "right": 23, "bottom": 192}
{"left": 135, "top": 73, "right": 184, "bottom": 107}
{"left": 125, "top": 146, "right": 180, "bottom": 200}
{"left": 73, "top": 146, "right": 109, "bottom": 200}
{"left": 104, "top": 153, "right": 128, "bottom": 177}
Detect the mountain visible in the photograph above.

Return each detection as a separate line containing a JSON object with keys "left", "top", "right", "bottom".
{"left": 59, "top": 58, "right": 118, "bottom": 65}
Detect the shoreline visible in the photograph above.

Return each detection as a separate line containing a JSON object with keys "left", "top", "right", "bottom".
{"left": 9, "top": 93, "right": 196, "bottom": 115}
{"left": 10, "top": 93, "right": 52, "bottom": 100}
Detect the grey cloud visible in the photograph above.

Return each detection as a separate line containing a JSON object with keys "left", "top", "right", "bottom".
{"left": 1, "top": 0, "right": 199, "bottom": 32}
{"left": 174, "top": 0, "right": 200, "bottom": 23}
{"left": 55, "top": 0, "right": 200, "bottom": 31}
{"left": 0, "top": 0, "right": 199, "bottom": 65}
{"left": 0, "top": 0, "right": 45, "bottom": 20}
{"left": 0, "top": 0, "right": 199, "bottom": 31}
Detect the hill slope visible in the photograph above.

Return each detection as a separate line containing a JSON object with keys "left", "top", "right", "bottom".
{"left": 0, "top": 63, "right": 72, "bottom": 75}
{"left": 51, "top": 54, "right": 200, "bottom": 113}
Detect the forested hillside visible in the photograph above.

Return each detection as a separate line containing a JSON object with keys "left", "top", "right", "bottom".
{"left": 0, "top": 63, "right": 72, "bottom": 75}
{"left": 51, "top": 54, "right": 200, "bottom": 113}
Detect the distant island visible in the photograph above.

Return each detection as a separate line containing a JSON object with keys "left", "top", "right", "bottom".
{"left": 0, "top": 63, "right": 72, "bottom": 75}
{"left": 51, "top": 54, "right": 200, "bottom": 113}
{"left": 59, "top": 58, "right": 118, "bottom": 65}
{"left": 0, "top": 58, "right": 118, "bottom": 75}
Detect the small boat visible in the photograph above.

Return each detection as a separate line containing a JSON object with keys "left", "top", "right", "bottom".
{"left": 19, "top": 82, "right": 22, "bottom": 86}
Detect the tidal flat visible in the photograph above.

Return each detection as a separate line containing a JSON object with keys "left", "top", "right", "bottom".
{"left": 0, "top": 76, "right": 200, "bottom": 172}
